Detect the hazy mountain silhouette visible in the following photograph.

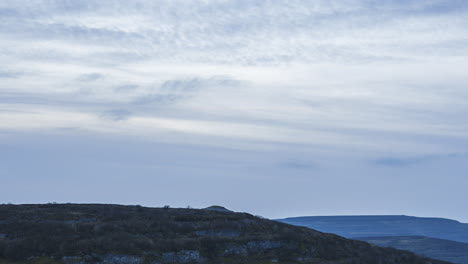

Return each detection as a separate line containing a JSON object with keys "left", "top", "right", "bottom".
{"left": 276, "top": 215, "right": 468, "bottom": 243}
{"left": 357, "top": 236, "right": 468, "bottom": 264}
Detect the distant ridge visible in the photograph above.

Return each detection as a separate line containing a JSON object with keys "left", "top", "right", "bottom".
{"left": 356, "top": 236, "right": 468, "bottom": 264}
{"left": 275, "top": 215, "right": 468, "bottom": 243}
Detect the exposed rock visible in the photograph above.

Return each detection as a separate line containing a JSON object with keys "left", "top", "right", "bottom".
{"left": 100, "top": 255, "right": 143, "bottom": 264}
{"left": 162, "top": 250, "right": 201, "bottom": 263}
{"left": 62, "top": 256, "right": 85, "bottom": 264}
{"left": 247, "top": 240, "right": 283, "bottom": 249}
{"left": 195, "top": 229, "right": 240, "bottom": 237}
{"left": 63, "top": 255, "right": 143, "bottom": 264}
{"left": 222, "top": 244, "right": 248, "bottom": 257}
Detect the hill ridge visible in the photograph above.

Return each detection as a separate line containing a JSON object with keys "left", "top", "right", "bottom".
{"left": 0, "top": 204, "right": 452, "bottom": 264}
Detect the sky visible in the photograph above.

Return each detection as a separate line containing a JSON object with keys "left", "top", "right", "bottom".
{"left": 1, "top": 0, "right": 468, "bottom": 222}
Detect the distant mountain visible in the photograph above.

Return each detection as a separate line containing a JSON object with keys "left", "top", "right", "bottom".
{"left": 356, "top": 236, "right": 468, "bottom": 264}
{"left": 275, "top": 215, "right": 468, "bottom": 243}
{"left": 0, "top": 204, "right": 450, "bottom": 264}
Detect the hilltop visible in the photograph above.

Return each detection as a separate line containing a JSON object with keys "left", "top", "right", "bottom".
{"left": 0, "top": 204, "right": 451, "bottom": 264}
{"left": 203, "top": 206, "right": 232, "bottom": 212}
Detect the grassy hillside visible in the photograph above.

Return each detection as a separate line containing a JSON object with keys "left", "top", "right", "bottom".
{"left": 0, "top": 204, "right": 452, "bottom": 264}
{"left": 357, "top": 236, "right": 468, "bottom": 264}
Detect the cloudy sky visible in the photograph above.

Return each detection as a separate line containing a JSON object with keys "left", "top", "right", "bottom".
{"left": 1, "top": 0, "right": 468, "bottom": 221}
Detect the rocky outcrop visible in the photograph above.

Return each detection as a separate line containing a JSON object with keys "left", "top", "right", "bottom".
{"left": 195, "top": 229, "right": 240, "bottom": 237}
{"left": 62, "top": 252, "right": 202, "bottom": 264}
{"left": 162, "top": 250, "right": 201, "bottom": 263}
{"left": 62, "top": 255, "right": 143, "bottom": 264}
{"left": 247, "top": 240, "right": 283, "bottom": 250}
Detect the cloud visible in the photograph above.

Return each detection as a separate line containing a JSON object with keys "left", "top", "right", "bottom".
{"left": 132, "top": 94, "right": 181, "bottom": 106}
{"left": 280, "top": 161, "right": 318, "bottom": 170}
{"left": 114, "top": 84, "right": 139, "bottom": 93}
{"left": 0, "top": 71, "right": 21, "bottom": 78}
{"left": 76, "top": 73, "right": 103, "bottom": 82}
{"left": 2, "top": 0, "right": 468, "bottom": 222}
{"left": 160, "top": 77, "right": 242, "bottom": 92}
{"left": 373, "top": 157, "right": 431, "bottom": 167}
{"left": 1, "top": 0, "right": 468, "bottom": 156}
{"left": 373, "top": 153, "right": 466, "bottom": 167}
{"left": 2, "top": 0, "right": 467, "bottom": 66}
{"left": 133, "top": 76, "right": 244, "bottom": 106}
{"left": 100, "top": 109, "right": 132, "bottom": 121}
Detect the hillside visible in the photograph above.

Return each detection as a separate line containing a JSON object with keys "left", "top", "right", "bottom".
{"left": 0, "top": 204, "right": 451, "bottom": 264}
{"left": 357, "top": 236, "right": 468, "bottom": 264}
{"left": 275, "top": 215, "right": 468, "bottom": 243}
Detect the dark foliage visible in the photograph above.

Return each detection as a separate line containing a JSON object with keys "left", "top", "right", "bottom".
{"left": 0, "top": 204, "right": 453, "bottom": 264}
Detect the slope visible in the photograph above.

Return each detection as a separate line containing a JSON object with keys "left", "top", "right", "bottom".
{"left": 0, "top": 204, "right": 452, "bottom": 264}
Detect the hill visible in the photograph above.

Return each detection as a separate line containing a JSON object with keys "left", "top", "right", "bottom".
{"left": 275, "top": 215, "right": 468, "bottom": 243}
{"left": 0, "top": 204, "right": 451, "bottom": 264}
{"left": 356, "top": 236, "right": 468, "bottom": 264}
{"left": 203, "top": 206, "right": 232, "bottom": 212}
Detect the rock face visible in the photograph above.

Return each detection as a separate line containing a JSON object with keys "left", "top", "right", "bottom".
{"left": 100, "top": 255, "right": 143, "bottom": 264}
{"left": 162, "top": 250, "right": 201, "bottom": 263}
{"left": 0, "top": 204, "right": 453, "bottom": 264}
{"left": 247, "top": 240, "right": 283, "bottom": 250}
{"left": 62, "top": 252, "right": 200, "bottom": 264}
{"left": 195, "top": 229, "right": 240, "bottom": 237}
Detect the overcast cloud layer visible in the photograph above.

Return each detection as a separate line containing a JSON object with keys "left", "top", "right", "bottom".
{"left": 1, "top": 0, "right": 468, "bottom": 221}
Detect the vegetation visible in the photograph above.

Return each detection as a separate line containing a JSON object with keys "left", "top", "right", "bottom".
{"left": 0, "top": 204, "right": 452, "bottom": 264}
